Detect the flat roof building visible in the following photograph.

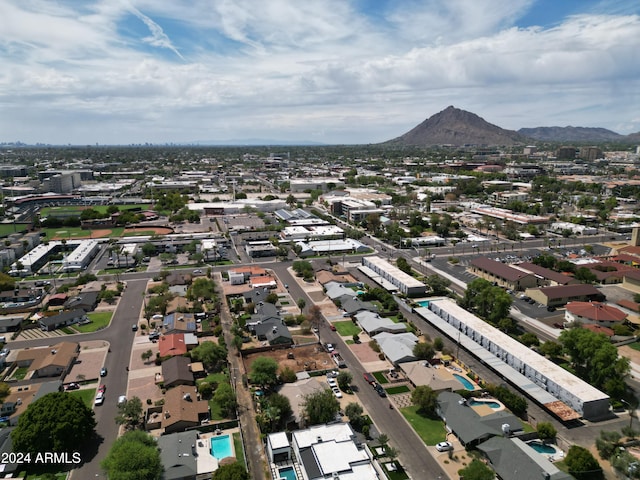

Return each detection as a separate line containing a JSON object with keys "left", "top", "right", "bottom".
{"left": 417, "top": 298, "right": 609, "bottom": 420}
{"left": 361, "top": 256, "right": 426, "bottom": 297}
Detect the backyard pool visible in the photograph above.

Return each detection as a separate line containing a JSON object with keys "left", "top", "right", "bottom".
{"left": 210, "top": 434, "right": 233, "bottom": 460}
{"left": 417, "top": 300, "right": 430, "bottom": 308}
{"left": 453, "top": 373, "right": 475, "bottom": 390}
{"left": 278, "top": 466, "right": 298, "bottom": 480}
{"left": 527, "top": 441, "right": 557, "bottom": 455}
{"left": 468, "top": 399, "right": 502, "bottom": 409}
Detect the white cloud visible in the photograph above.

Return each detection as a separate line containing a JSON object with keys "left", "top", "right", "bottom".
{"left": 0, "top": 1, "right": 638, "bottom": 144}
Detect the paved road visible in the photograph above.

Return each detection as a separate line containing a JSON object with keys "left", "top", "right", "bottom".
{"left": 7, "top": 278, "right": 149, "bottom": 479}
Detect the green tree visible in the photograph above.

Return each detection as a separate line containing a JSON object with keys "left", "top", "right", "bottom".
{"left": 520, "top": 332, "right": 540, "bottom": 347}
{"left": 595, "top": 430, "right": 621, "bottom": 460}
{"left": 262, "top": 393, "right": 293, "bottom": 432}
{"left": 280, "top": 366, "right": 297, "bottom": 383}
{"left": 410, "top": 385, "right": 438, "bottom": 417}
{"left": 395, "top": 257, "right": 412, "bottom": 275}
{"left": 187, "top": 277, "right": 216, "bottom": 302}
{"left": 574, "top": 266, "right": 597, "bottom": 283}
{"left": 190, "top": 341, "right": 228, "bottom": 372}
{"left": 457, "top": 459, "right": 495, "bottom": 480}
{"left": 337, "top": 371, "right": 352, "bottom": 391}
{"left": 214, "top": 382, "right": 237, "bottom": 418}
{"left": 12, "top": 392, "right": 96, "bottom": 455}
{"left": 141, "top": 349, "right": 153, "bottom": 363}
{"left": 564, "top": 445, "right": 604, "bottom": 480}
{"left": 250, "top": 356, "right": 279, "bottom": 390}
{"left": 345, "top": 402, "right": 364, "bottom": 425}
{"left": 101, "top": 430, "right": 162, "bottom": 480}
{"left": 538, "top": 340, "right": 564, "bottom": 358}
{"left": 302, "top": 388, "right": 340, "bottom": 426}
{"left": 297, "top": 297, "right": 306, "bottom": 310}
{"left": 0, "top": 382, "right": 10, "bottom": 402}
{"left": 115, "top": 396, "right": 144, "bottom": 431}
{"left": 559, "top": 327, "right": 630, "bottom": 394}
{"left": 536, "top": 421, "right": 557, "bottom": 440}
{"left": 425, "top": 275, "right": 451, "bottom": 296}
{"left": 413, "top": 342, "right": 435, "bottom": 360}
{"left": 212, "top": 462, "right": 250, "bottom": 480}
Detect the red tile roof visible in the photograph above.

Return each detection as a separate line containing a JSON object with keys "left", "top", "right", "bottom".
{"left": 159, "top": 333, "right": 187, "bottom": 357}
{"left": 566, "top": 301, "right": 627, "bottom": 323}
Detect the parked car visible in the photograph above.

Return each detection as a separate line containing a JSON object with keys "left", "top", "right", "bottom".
{"left": 98, "top": 384, "right": 106, "bottom": 394}
{"left": 193, "top": 269, "right": 203, "bottom": 274}
{"left": 329, "top": 324, "right": 337, "bottom": 331}
{"left": 436, "top": 441, "right": 453, "bottom": 452}
{"left": 375, "top": 384, "right": 387, "bottom": 397}
{"left": 332, "top": 387, "right": 343, "bottom": 399}
{"left": 100, "top": 367, "right": 107, "bottom": 377}
{"left": 131, "top": 324, "right": 138, "bottom": 331}
{"left": 327, "top": 378, "right": 338, "bottom": 388}
{"left": 65, "top": 382, "right": 79, "bottom": 391}
{"left": 94, "top": 392, "right": 105, "bottom": 406}
{"left": 117, "top": 395, "right": 127, "bottom": 405}
{"left": 326, "top": 343, "right": 335, "bottom": 353}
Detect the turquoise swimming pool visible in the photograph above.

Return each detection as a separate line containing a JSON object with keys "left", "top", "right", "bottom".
{"left": 417, "top": 300, "right": 430, "bottom": 307}
{"left": 210, "top": 434, "right": 233, "bottom": 460}
{"left": 528, "top": 441, "right": 556, "bottom": 455}
{"left": 453, "top": 373, "right": 475, "bottom": 390}
{"left": 278, "top": 466, "right": 297, "bottom": 480}
{"left": 468, "top": 399, "right": 501, "bottom": 409}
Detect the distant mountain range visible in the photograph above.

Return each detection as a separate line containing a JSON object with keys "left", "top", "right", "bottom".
{"left": 386, "top": 106, "right": 640, "bottom": 146}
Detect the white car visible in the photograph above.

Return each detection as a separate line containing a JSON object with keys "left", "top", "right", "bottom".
{"left": 117, "top": 395, "right": 127, "bottom": 405}
{"left": 332, "top": 387, "right": 343, "bottom": 399}
{"left": 94, "top": 392, "right": 105, "bottom": 406}
{"left": 326, "top": 343, "right": 335, "bottom": 353}
{"left": 436, "top": 441, "right": 453, "bottom": 452}
{"left": 327, "top": 378, "right": 337, "bottom": 388}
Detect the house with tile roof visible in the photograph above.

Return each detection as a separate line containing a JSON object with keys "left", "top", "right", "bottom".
{"left": 565, "top": 301, "right": 627, "bottom": 327}
{"left": 161, "top": 385, "right": 209, "bottom": 434}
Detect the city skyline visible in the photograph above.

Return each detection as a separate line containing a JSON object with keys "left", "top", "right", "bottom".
{"left": 1, "top": 0, "right": 639, "bottom": 145}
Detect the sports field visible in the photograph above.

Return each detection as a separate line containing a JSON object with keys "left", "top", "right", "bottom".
{"left": 39, "top": 204, "right": 151, "bottom": 217}
{"left": 42, "top": 226, "right": 172, "bottom": 240}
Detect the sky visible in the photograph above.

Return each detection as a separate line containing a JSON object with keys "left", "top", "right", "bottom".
{"left": 1, "top": 0, "right": 639, "bottom": 145}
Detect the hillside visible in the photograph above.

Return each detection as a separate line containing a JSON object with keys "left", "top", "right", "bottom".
{"left": 385, "top": 106, "right": 529, "bottom": 147}
{"left": 518, "top": 126, "right": 622, "bottom": 142}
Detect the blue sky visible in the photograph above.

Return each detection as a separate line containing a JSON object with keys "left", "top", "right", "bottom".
{"left": 1, "top": 0, "right": 639, "bottom": 145}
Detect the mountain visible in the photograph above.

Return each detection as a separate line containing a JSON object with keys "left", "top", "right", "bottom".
{"left": 517, "top": 126, "right": 623, "bottom": 142}
{"left": 385, "top": 106, "right": 528, "bottom": 146}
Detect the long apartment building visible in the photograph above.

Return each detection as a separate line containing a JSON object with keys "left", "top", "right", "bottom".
{"left": 417, "top": 298, "right": 609, "bottom": 421}
{"left": 361, "top": 256, "right": 426, "bottom": 297}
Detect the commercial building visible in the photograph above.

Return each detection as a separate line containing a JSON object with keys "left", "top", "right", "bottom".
{"left": 416, "top": 298, "right": 610, "bottom": 420}
{"left": 469, "top": 257, "right": 538, "bottom": 291}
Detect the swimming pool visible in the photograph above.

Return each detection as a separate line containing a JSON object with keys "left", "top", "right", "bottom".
{"left": 210, "top": 434, "right": 233, "bottom": 460}
{"left": 468, "top": 399, "right": 501, "bottom": 409}
{"left": 278, "top": 466, "right": 297, "bottom": 480}
{"left": 453, "top": 373, "right": 475, "bottom": 390}
{"left": 417, "top": 300, "right": 430, "bottom": 307}
{"left": 527, "top": 441, "right": 557, "bottom": 455}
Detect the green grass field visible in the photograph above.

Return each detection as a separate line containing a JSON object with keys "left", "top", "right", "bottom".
{"left": 400, "top": 405, "right": 448, "bottom": 445}
{"left": 386, "top": 385, "right": 411, "bottom": 394}
{"left": 333, "top": 320, "right": 361, "bottom": 337}
{"left": 68, "top": 388, "right": 97, "bottom": 408}
{"left": 0, "top": 223, "right": 30, "bottom": 237}
{"left": 373, "top": 371, "right": 388, "bottom": 384}
{"left": 40, "top": 204, "right": 151, "bottom": 217}
{"left": 233, "top": 432, "right": 245, "bottom": 466}
{"left": 628, "top": 342, "right": 640, "bottom": 352}
{"left": 75, "top": 312, "right": 113, "bottom": 333}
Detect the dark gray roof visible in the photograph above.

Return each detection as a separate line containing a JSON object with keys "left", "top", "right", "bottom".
{"left": 299, "top": 447, "right": 322, "bottom": 479}
{"left": 0, "top": 316, "right": 23, "bottom": 328}
{"left": 341, "top": 297, "right": 377, "bottom": 314}
{"left": 478, "top": 437, "right": 574, "bottom": 480}
{"left": 162, "top": 356, "right": 194, "bottom": 387}
{"left": 64, "top": 291, "right": 99, "bottom": 311}
{"left": 254, "top": 318, "right": 292, "bottom": 345}
{"left": 39, "top": 309, "right": 85, "bottom": 327}
{"left": 437, "top": 392, "right": 502, "bottom": 445}
{"left": 158, "top": 430, "right": 199, "bottom": 480}
{"left": 518, "top": 262, "right": 574, "bottom": 285}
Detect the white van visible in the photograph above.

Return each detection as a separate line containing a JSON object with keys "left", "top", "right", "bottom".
{"left": 0, "top": 336, "right": 6, "bottom": 344}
